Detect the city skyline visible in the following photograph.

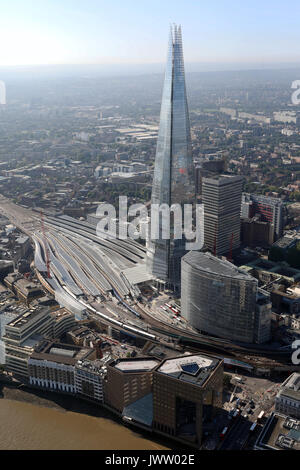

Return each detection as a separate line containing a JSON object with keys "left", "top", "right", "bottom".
{"left": 0, "top": 2, "right": 300, "bottom": 453}
{"left": 1, "top": 0, "right": 300, "bottom": 67}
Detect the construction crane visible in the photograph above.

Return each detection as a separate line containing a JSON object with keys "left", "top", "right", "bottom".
{"left": 40, "top": 210, "right": 51, "bottom": 279}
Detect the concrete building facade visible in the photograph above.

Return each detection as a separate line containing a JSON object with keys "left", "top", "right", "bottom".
{"left": 202, "top": 175, "right": 243, "bottom": 256}
{"left": 241, "top": 193, "right": 284, "bottom": 243}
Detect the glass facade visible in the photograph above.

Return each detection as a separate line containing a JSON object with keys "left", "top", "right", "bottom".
{"left": 146, "top": 25, "right": 195, "bottom": 288}
{"left": 181, "top": 252, "right": 258, "bottom": 343}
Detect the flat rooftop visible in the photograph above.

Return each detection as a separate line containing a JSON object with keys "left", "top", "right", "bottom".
{"left": 31, "top": 341, "right": 93, "bottom": 366}
{"left": 273, "top": 236, "right": 297, "bottom": 249}
{"left": 7, "top": 306, "right": 49, "bottom": 329}
{"left": 156, "top": 354, "right": 220, "bottom": 387}
{"left": 203, "top": 174, "right": 243, "bottom": 185}
{"left": 122, "top": 264, "right": 154, "bottom": 285}
{"left": 113, "top": 358, "right": 160, "bottom": 373}
{"left": 277, "top": 373, "right": 300, "bottom": 401}
{"left": 282, "top": 373, "right": 300, "bottom": 391}
{"left": 51, "top": 308, "right": 74, "bottom": 321}
{"left": 256, "top": 413, "right": 300, "bottom": 450}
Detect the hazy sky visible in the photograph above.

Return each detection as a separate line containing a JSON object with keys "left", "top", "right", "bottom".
{"left": 1, "top": 0, "right": 300, "bottom": 67}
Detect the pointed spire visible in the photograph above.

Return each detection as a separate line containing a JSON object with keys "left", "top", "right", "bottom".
{"left": 146, "top": 24, "right": 194, "bottom": 286}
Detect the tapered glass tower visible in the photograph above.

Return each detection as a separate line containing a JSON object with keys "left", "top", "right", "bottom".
{"left": 146, "top": 25, "right": 195, "bottom": 289}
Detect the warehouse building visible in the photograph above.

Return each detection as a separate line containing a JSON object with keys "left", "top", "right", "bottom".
{"left": 28, "top": 341, "right": 95, "bottom": 393}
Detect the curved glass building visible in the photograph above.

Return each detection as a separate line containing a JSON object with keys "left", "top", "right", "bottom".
{"left": 146, "top": 25, "right": 195, "bottom": 289}
{"left": 181, "top": 251, "right": 259, "bottom": 343}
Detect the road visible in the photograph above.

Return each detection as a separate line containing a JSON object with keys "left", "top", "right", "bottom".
{"left": 219, "top": 417, "right": 252, "bottom": 450}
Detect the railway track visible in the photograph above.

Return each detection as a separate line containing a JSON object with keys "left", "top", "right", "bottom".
{"left": 0, "top": 198, "right": 296, "bottom": 367}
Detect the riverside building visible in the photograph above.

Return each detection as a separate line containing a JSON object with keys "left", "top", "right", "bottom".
{"left": 28, "top": 341, "right": 95, "bottom": 394}
{"left": 152, "top": 354, "right": 223, "bottom": 447}
{"left": 3, "top": 305, "right": 76, "bottom": 380}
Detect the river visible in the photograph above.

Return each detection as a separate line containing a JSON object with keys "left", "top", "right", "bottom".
{"left": 0, "top": 397, "right": 169, "bottom": 450}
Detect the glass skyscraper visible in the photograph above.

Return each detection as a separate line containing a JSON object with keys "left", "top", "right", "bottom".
{"left": 146, "top": 25, "right": 195, "bottom": 289}
{"left": 181, "top": 251, "right": 260, "bottom": 344}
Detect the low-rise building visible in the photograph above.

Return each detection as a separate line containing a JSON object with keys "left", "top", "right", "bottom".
{"left": 241, "top": 216, "right": 273, "bottom": 247}
{"left": 3, "top": 305, "right": 53, "bottom": 379}
{"left": 275, "top": 373, "right": 300, "bottom": 418}
{"left": 4, "top": 273, "right": 43, "bottom": 304}
{"left": 0, "top": 260, "right": 14, "bottom": 281}
{"left": 271, "top": 289, "right": 300, "bottom": 315}
{"left": 28, "top": 341, "right": 95, "bottom": 394}
{"left": 255, "top": 413, "right": 300, "bottom": 450}
{"left": 51, "top": 308, "right": 76, "bottom": 339}
{"left": 75, "top": 356, "right": 110, "bottom": 403}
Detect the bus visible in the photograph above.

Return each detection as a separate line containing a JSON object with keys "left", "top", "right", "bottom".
{"left": 220, "top": 427, "right": 228, "bottom": 440}
{"left": 250, "top": 422, "right": 257, "bottom": 432}
{"left": 257, "top": 411, "right": 265, "bottom": 423}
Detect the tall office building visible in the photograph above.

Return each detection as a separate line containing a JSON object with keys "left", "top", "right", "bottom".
{"left": 202, "top": 175, "right": 243, "bottom": 256}
{"left": 146, "top": 25, "right": 195, "bottom": 289}
{"left": 241, "top": 193, "right": 284, "bottom": 243}
{"left": 153, "top": 354, "right": 223, "bottom": 447}
{"left": 181, "top": 251, "right": 271, "bottom": 344}
{"left": 195, "top": 156, "right": 226, "bottom": 194}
